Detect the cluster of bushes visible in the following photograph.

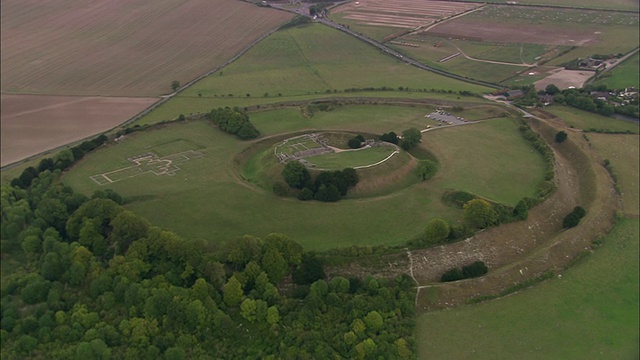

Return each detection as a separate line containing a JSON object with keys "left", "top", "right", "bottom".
{"left": 563, "top": 206, "right": 586, "bottom": 229}
{"left": 400, "top": 128, "right": 421, "bottom": 150}
{"left": 441, "top": 261, "right": 488, "bottom": 282}
{"left": 468, "top": 270, "right": 555, "bottom": 304}
{"left": 379, "top": 132, "right": 399, "bottom": 144}
{"left": 280, "top": 161, "right": 359, "bottom": 202}
{"left": 416, "top": 160, "right": 437, "bottom": 181}
{"left": 555, "top": 131, "right": 568, "bottom": 143}
{"left": 603, "top": 159, "right": 621, "bottom": 193}
{"left": 305, "top": 101, "right": 339, "bottom": 116}
{"left": 10, "top": 134, "right": 107, "bottom": 189}
{"left": 341, "top": 87, "right": 476, "bottom": 97}
{"left": 348, "top": 135, "right": 366, "bottom": 149}
{"left": 206, "top": 107, "right": 259, "bottom": 139}
{"left": 543, "top": 83, "right": 637, "bottom": 118}
{"left": 517, "top": 119, "right": 556, "bottom": 198}
{"left": 441, "top": 191, "right": 536, "bottom": 230}
{"left": 553, "top": 87, "right": 615, "bottom": 116}
{"left": 278, "top": 15, "right": 312, "bottom": 29}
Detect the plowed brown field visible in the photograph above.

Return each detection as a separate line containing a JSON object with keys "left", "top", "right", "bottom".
{"left": 1, "top": 0, "right": 292, "bottom": 96}
{"left": 1, "top": 95, "right": 157, "bottom": 166}
{"left": 332, "top": 0, "right": 480, "bottom": 29}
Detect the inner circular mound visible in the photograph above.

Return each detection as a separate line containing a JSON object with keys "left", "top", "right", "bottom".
{"left": 237, "top": 131, "right": 422, "bottom": 198}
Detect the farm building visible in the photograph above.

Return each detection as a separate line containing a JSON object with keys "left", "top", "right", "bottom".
{"left": 505, "top": 90, "right": 525, "bottom": 99}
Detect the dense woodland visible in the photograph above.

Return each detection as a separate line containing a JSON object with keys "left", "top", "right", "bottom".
{"left": 0, "top": 165, "right": 416, "bottom": 358}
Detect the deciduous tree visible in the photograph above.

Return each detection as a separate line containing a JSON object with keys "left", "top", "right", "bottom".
{"left": 463, "top": 199, "right": 498, "bottom": 228}
{"left": 282, "top": 161, "right": 310, "bottom": 189}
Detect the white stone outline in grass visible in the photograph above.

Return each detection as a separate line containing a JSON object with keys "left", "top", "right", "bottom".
{"left": 274, "top": 133, "right": 331, "bottom": 163}
{"left": 90, "top": 150, "right": 204, "bottom": 185}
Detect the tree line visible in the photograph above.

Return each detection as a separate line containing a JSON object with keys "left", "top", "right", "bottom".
{"left": 206, "top": 107, "right": 259, "bottom": 139}
{"left": 1, "top": 168, "right": 416, "bottom": 358}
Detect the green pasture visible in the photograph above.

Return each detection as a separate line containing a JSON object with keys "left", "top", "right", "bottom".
{"left": 136, "top": 91, "right": 489, "bottom": 126}
{"left": 180, "top": 24, "right": 489, "bottom": 99}
{"left": 547, "top": 106, "right": 640, "bottom": 133}
{"left": 446, "top": 56, "right": 527, "bottom": 83}
{"left": 391, "top": 37, "right": 530, "bottom": 84}
{"left": 416, "top": 218, "right": 639, "bottom": 359}
{"left": 548, "top": 25, "right": 639, "bottom": 67}
{"left": 309, "top": 146, "right": 396, "bottom": 170}
{"left": 249, "top": 104, "right": 508, "bottom": 136}
{"left": 392, "top": 35, "right": 459, "bottom": 65}
{"left": 594, "top": 52, "right": 640, "bottom": 89}
{"left": 469, "top": 5, "right": 639, "bottom": 26}
{"left": 416, "top": 122, "right": 640, "bottom": 359}
{"left": 588, "top": 133, "right": 640, "bottom": 216}
{"left": 461, "top": 6, "right": 639, "bottom": 67}
{"left": 473, "top": 43, "right": 547, "bottom": 64}
{"left": 465, "top": 0, "right": 639, "bottom": 11}
{"left": 132, "top": 23, "right": 491, "bottom": 125}
{"left": 62, "top": 104, "right": 544, "bottom": 249}
{"left": 424, "top": 118, "right": 547, "bottom": 205}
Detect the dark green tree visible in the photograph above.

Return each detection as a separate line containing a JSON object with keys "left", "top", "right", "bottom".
{"left": 282, "top": 161, "right": 310, "bottom": 189}
{"left": 555, "top": 131, "right": 568, "bottom": 143}
{"left": 463, "top": 199, "right": 498, "bottom": 228}
{"left": 400, "top": 128, "right": 421, "bottom": 150}
{"left": 261, "top": 248, "right": 288, "bottom": 284}
{"left": 380, "top": 132, "right": 399, "bottom": 144}
{"left": 348, "top": 137, "right": 362, "bottom": 149}
{"left": 424, "top": 218, "right": 450, "bottom": 245}
{"left": 462, "top": 261, "right": 488, "bottom": 278}
{"left": 223, "top": 276, "right": 243, "bottom": 307}
{"left": 545, "top": 84, "right": 560, "bottom": 95}
{"left": 293, "top": 253, "right": 325, "bottom": 285}
{"left": 417, "top": 160, "right": 438, "bottom": 181}
{"left": 440, "top": 268, "right": 464, "bottom": 282}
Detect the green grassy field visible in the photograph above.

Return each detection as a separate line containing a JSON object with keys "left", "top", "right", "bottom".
{"left": 588, "top": 133, "right": 640, "bottom": 216}
{"left": 132, "top": 23, "right": 491, "bottom": 125}
{"left": 547, "top": 106, "right": 640, "bottom": 133}
{"left": 416, "top": 218, "right": 639, "bottom": 359}
{"left": 445, "top": 56, "right": 526, "bottom": 83}
{"left": 424, "top": 118, "right": 547, "bottom": 205}
{"left": 388, "top": 41, "right": 529, "bottom": 84}
{"left": 467, "top": 0, "right": 639, "bottom": 11}
{"left": 181, "top": 24, "right": 490, "bottom": 98}
{"left": 308, "top": 146, "right": 396, "bottom": 170}
{"left": 62, "top": 105, "right": 545, "bottom": 250}
{"left": 548, "top": 25, "right": 639, "bottom": 67}
{"left": 415, "top": 115, "right": 640, "bottom": 359}
{"left": 594, "top": 52, "right": 640, "bottom": 90}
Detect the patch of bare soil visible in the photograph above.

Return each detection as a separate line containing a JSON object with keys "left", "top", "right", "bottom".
{"left": 1, "top": 94, "right": 158, "bottom": 166}
{"left": 327, "top": 116, "right": 620, "bottom": 312}
{"left": 534, "top": 69, "right": 596, "bottom": 90}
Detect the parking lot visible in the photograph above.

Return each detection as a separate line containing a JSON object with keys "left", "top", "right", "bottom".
{"left": 425, "top": 111, "right": 468, "bottom": 126}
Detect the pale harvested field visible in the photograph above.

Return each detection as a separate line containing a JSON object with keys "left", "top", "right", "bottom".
{"left": 1, "top": 0, "right": 292, "bottom": 96}
{"left": 534, "top": 69, "right": 596, "bottom": 90}
{"left": 1, "top": 94, "right": 157, "bottom": 166}
{"left": 332, "top": 0, "right": 480, "bottom": 29}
